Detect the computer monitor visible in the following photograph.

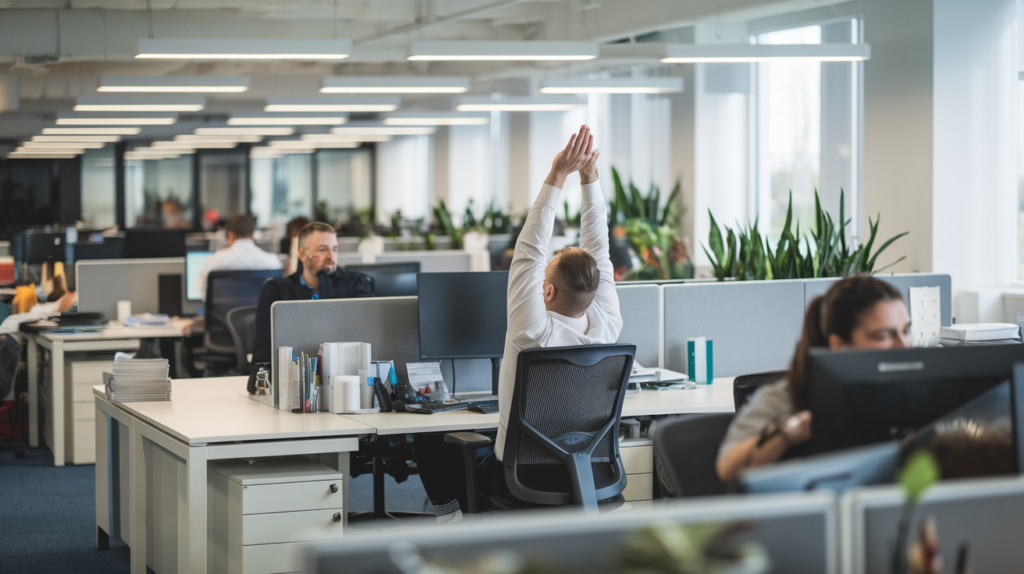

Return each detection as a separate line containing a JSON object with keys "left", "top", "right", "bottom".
{"left": 185, "top": 251, "right": 213, "bottom": 301}
{"left": 17, "top": 231, "right": 70, "bottom": 265}
{"left": 124, "top": 229, "right": 187, "bottom": 259}
{"left": 347, "top": 262, "right": 420, "bottom": 297}
{"left": 417, "top": 271, "right": 509, "bottom": 394}
{"left": 806, "top": 344, "right": 1024, "bottom": 455}
{"left": 741, "top": 440, "right": 900, "bottom": 494}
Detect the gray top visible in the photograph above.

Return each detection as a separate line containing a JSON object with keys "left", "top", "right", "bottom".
{"left": 717, "top": 380, "right": 796, "bottom": 462}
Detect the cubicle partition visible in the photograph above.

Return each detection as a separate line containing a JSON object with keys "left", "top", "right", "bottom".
{"left": 615, "top": 284, "right": 663, "bottom": 369}
{"left": 843, "top": 477, "right": 1024, "bottom": 574}
{"left": 374, "top": 250, "right": 474, "bottom": 273}
{"left": 804, "top": 273, "right": 953, "bottom": 326}
{"left": 77, "top": 258, "right": 201, "bottom": 319}
{"left": 309, "top": 491, "right": 838, "bottom": 573}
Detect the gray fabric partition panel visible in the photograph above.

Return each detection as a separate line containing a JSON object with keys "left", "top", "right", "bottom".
{"left": 375, "top": 251, "right": 470, "bottom": 272}
{"left": 803, "top": 274, "right": 953, "bottom": 326}
{"left": 615, "top": 284, "right": 662, "bottom": 368}
{"left": 853, "top": 479, "right": 1024, "bottom": 574}
{"left": 76, "top": 258, "right": 201, "bottom": 319}
{"left": 663, "top": 281, "right": 805, "bottom": 377}
{"left": 270, "top": 297, "right": 421, "bottom": 385}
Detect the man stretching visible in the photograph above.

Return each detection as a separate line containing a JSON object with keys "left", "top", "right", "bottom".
{"left": 416, "top": 125, "right": 623, "bottom": 524}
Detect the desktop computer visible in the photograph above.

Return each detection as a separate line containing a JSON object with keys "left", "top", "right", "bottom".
{"left": 185, "top": 251, "right": 213, "bottom": 302}
{"left": 15, "top": 230, "right": 71, "bottom": 265}
{"left": 417, "top": 271, "right": 509, "bottom": 395}
{"left": 124, "top": 229, "right": 187, "bottom": 259}
{"left": 347, "top": 262, "right": 420, "bottom": 297}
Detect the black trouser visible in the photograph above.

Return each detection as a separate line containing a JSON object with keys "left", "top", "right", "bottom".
{"left": 412, "top": 432, "right": 499, "bottom": 512}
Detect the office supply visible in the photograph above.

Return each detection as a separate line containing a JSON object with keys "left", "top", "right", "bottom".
{"left": 320, "top": 342, "right": 371, "bottom": 409}
{"left": 687, "top": 336, "right": 713, "bottom": 383}
{"left": 125, "top": 313, "right": 172, "bottom": 328}
{"left": 277, "top": 346, "right": 293, "bottom": 410}
{"left": 909, "top": 286, "right": 941, "bottom": 347}
{"left": 653, "top": 413, "right": 733, "bottom": 498}
{"left": 331, "top": 375, "right": 361, "bottom": 414}
{"left": 0, "top": 256, "right": 13, "bottom": 285}
{"left": 742, "top": 440, "right": 900, "bottom": 494}
{"left": 184, "top": 251, "right": 213, "bottom": 301}
{"left": 417, "top": 271, "right": 509, "bottom": 394}
{"left": 940, "top": 323, "right": 1021, "bottom": 341}
{"left": 345, "top": 262, "right": 420, "bottom": 297}
{"left": 105, "top": 357, "right": 171, "bottom": 402}
{"left": 157, "top": 273, "right": 183, "bottom": 317}
{"left": 806, "top": 344, "right": 1024, "bottom": 454}
{"left": 116, "top": 300, "right": 131, "bottom": 324}
{"left": 467, "top": 399, "right": 499, "bottom": 414}
{"left": 402, "top": 399, "right": 469, "bottom": 414}
{"left": 124, "top": 229, "right": 187, "bottom": 259}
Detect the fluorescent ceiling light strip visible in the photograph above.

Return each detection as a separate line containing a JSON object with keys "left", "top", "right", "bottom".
{"left": 43, "top": 127, "right": 141, "bottom": 135}
{"left": 195, "top": 127, "right": 295, "bottom": 136}
{"left": 382, "top": 117, "right": 489, "bottom": 126}
{"left": 408, "top": 41, "right": 598, "bottom": 61}
{"left": 14, "top": 148, "right": 85, "bottom": 154}
{"left": 264, "top": 97, "right": 401, "bottom": 113}
{"left": 174, "top": 135, "right": 262, "bottom": 143}
{"left": 268, "top": 140, "right": 359, "bottom": 149}
{"left": 330, "top": 125, "right": 436, "bottom": 136}
{"left": 320, "top": 76, "right": 469, "bottom": 94}
{"left": 135, "top": 38, "right": 351, "bottom": 60}
{"left": 228, "top": 117, "right": 349, "bottom": 126}
{"left": 22, "top": 142, "right": 105, "bottom": 149}
{"left": 660, "top": 43, "right": 871, "bottom": 63}
{"left": 74, "top": 95, "right": 205, "bottom": 113}
{"left": 6, "top": 154, "right": 78, "bottom": 159}
{"left": 33, "top": 135, "right": 121, "bottom": 143}
{"left": 301, "top": 134, "right": 392, "bottom": 143}
{"left": 57, "top": 118, "right": 174, "bottom": 125}
{"left": 152, "top": 141, "right": 237, "bottom": 149}
{"left": 455, "top": 96, "right": 585, "bottom": 112}
{"left": 539, "top": 77, "right": 684, "bottom": 94}
{"left": 99, "top": 75, "right": 250, "bottom": 93}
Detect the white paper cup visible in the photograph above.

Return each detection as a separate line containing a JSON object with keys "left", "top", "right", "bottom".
{"left": 117, "top": 300, "right": 132, "bottom": 325}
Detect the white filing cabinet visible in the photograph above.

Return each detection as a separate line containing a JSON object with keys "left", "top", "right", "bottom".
{"left": 620, "top": 439, "right": 654, "bottom": 503}
{"left": 43, "top": 358, "right": 110, "bottom": 465}
{"left": 208, "top": 456, "right": 346, "bottom": 574}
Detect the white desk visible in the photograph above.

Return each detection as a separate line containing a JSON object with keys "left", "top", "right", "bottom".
{"left": 94, "top": 377, "right": 373, "bottom": 574}
{"left": 29, "top": 319, "right": 191, "bottom": 466}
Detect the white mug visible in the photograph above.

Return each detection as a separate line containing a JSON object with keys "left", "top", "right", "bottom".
{"left": 117, "top": 300, "right": 132, "bottom": 325}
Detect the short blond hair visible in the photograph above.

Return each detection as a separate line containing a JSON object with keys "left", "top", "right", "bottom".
{"left": 297, "top": 221, "right": 336, "bottom": 249}
{"left": 551, "top": 247, "right": 599, "bottom": 316}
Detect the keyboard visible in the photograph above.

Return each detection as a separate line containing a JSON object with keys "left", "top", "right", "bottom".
{"left": 467, "top": 400, "right": 499, "bottom": 414}
{"left": 401, "top": 400, "right": 469, "bottom": 414}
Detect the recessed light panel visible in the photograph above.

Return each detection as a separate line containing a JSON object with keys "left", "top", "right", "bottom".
{"left": 135, "top": 38, "right": 351, "bottom": 60}
{"left": 408, "top": 41, "right": 599, "bottom": 61}
{"left": 320, "top": 76, "right": 469, "bottom": 94}
{"left": 264, "top": 97, "right": 400, "bottom": 113}
{"left": 99, "top": 75, "right": 251, "bottom": 93}
{"left": 74, "top": 95, "right": 205, "bottom": 112}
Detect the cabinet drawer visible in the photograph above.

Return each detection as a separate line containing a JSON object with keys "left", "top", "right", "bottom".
{"left": 73, "top": 385, "right": 97, "bottom": 403}
{"left": 242, "top": 480, "right": 345, "bottom": 515}
{"left": 242, "top": 509, "right": 344, "bottom": 546}
{"left": 70, "top": 420, "right": 95, "bottom": 464}
{"left": 620, "top": 445, "right": 653, "bottom": 475}
{"left": 70, "top": 361, "right": 113, "bottom": 387}
{"left": 72, "top": 401, "right": 95, "bottom": 421}
{"left": 240, "top": 542, "right": 310, "bottom": 574}
{"left": 622, "top": 473, "right": 654, "bottom": 502}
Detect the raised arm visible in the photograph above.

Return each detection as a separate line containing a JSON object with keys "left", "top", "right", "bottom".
{"left": 577, "top": 150, "right": 622, "bottom": 339}
{"left": 507, "top": 126, "right": 597, "bottom": 347}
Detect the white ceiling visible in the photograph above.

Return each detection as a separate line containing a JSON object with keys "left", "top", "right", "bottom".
{"left": 0, "top": 0, "right": 859, "bottom": 139}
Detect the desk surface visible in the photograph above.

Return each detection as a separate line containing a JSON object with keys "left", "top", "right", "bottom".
{"left": 42, "top": 318, "right": 192, "bottom": 342}
{"left": 93, "top": 377, "right": 374, "bottom": 445}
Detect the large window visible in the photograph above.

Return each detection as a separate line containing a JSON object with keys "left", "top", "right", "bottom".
{"left": 125, "top": 156, "right": 193, "bottom": 229}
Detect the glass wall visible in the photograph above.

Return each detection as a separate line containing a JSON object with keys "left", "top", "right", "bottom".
{"left": 125, "top": 156, "right": 194, "bottom": 229}
{"left": 251, "top": 154, "right": 313, "bottom": 230}
{"left": 198, "top": 151, "right": 248, "bottom": 229}
{"left": 316, "top": 148, "right": 373, "bottom": 225}
{"left": 80, "top": 147, "right": 116, "bottom": 229}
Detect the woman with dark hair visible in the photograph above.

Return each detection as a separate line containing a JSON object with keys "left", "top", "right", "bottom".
{"left": 716, "top": 275, "right": 912, "bottom": 482}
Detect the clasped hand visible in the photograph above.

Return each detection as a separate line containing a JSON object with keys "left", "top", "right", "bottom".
{"left": 545, "top": 125, "right": 600, "bottom": 189}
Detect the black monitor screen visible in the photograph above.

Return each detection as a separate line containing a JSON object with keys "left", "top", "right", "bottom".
{"left": 21, "top": 232, "right": 68, "bottom": 264}
{"left": 417, "top": 271, "right": 509, "bottom": 360}
{"left": 124, "top": 229, "right": 187, "bottom": 259}
{"left": 348, "top": 262, "right": 421, "bottom": 297}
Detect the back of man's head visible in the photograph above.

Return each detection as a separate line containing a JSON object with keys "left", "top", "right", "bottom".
{"left": 227, "top": 214, "right": 255, "bottom": 239}
{"left": 551, "top": 247, "right": 600, "bottom": 317}
{"left": 297, "top": 221, "right": 336, "bottom": 249}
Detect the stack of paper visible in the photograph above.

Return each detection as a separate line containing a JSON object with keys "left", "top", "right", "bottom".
{"left": 125, "top": 314, "right": 172, "bottom": 328}
{"left": 939, "top": 323, "right": 1022, "bottom": 347}
{"left": 104, "top": 357, "right": 171, "bottom": 403}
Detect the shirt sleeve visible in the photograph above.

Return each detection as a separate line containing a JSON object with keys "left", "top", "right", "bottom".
{"left": 578, "top": 180, "right": 622, "bottom": 340}
{"left": 507, "top": 184, "right": 560, "bottom": 349}
{"left": 195, "top": 256, "right": 214, "bottom": 303}
{"left": 717, "top": 380, "right": 796, "bottom": 463}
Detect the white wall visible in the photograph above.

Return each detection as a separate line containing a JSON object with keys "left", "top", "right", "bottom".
{"left": 376, "top": 135, "right": 431, "bottom": 223}
{"left": 446, "top": 124, "right": 492, "bottom": 226}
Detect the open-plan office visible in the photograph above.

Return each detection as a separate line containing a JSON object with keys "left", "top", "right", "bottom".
{"left": 3, "top": 0, "right": 1024, "bottom": 573}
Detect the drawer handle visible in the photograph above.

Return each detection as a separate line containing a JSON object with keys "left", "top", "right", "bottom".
{"left": 329, "top": 483, "right": 339, "bottom": 494}
{"left": 333, "top": 513, "right": 342, "bottom": 523}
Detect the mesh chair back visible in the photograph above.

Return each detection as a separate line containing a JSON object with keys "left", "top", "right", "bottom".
{"left": 226, "top": 305, "right": 258, "bottom": 374}
{"left": 503, "top": 344, "right": 635, "bottom": 507}
{"left": 653, "top": 413, "right": 734, "bottom": 498}
{"left": 0, "top": 334, "right": 21, "bottom": 399}
{"left": 733, "top": 370, "right": 787, "bottom": 411}
{"left": 205, "top": 270, "right": 280, "bottom": 354}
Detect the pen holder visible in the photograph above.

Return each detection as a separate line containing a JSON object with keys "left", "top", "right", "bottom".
{"left": 687, "top": 337, "right": 714, "bottom": 384}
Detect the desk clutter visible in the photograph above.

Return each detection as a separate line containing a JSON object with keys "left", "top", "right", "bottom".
{"left": 939, "top": 323, "right": 1022, "bottom": 346}
{"left": 103, "top": 357, "right": 171, "bottom": 403}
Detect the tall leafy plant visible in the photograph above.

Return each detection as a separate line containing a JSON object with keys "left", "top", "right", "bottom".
{"left": 609, "top": 167, "right": 682, "bottom": 228}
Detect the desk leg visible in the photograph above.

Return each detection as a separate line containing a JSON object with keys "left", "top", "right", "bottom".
{"left": 181, "top": 446, "right": 209, "bottom": 574}
{"left": 51, "top": 340, "right": 65, "bottom": 467}
{"left": 130, "top": 420, "right": 147, "bottom": 574}
{"left": 27, "top": 337, "right": 38, "bottom": 448}
{"left": 95, "top": 402, "right": 110, "bottom": 550}
{"left": 373, "top": 453, "right": 386, "bottom": 518}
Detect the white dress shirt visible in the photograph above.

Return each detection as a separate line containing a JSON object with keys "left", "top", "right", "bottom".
{"left": 495, "top": 180, "right": 623, "bottom": 461}
{"left": 194, "top": 238, "right": 283, "bottom": 302}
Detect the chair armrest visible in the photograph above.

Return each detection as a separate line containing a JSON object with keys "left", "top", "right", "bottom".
{"left": 444, "top": 432, "right": 493, "bottom": 448}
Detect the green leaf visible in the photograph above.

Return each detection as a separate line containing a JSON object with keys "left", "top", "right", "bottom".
{"left": 708, "top": 210, "right": 724, "bottom": 264}
{"left": 838, "top": 188, "right": 847, "bottom": 254}
{"left": 865, "top": 230, "right": 910, "bottom": 273}
{"left": 662, "top": 180, "right": 682, "bottom": 227}
{"left": 899, "top": 449, "right": 940, "bottom": 505}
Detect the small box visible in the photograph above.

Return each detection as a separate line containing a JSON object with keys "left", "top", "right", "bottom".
{"left": 687, "top": 337, "right": 714, "bottom": 384}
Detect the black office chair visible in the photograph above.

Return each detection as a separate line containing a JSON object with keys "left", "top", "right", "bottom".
{"left": 186, "top": 270, "right": 279, "bottom": 375}
{"left": 653, "top": 413, "right": 734, "bottom": 498}
{"left": 733, "top": 370, "right": 787, "bottom": 411}
{"left": 0, "top": 334, "right": 25, "bottom": 458}
{"left": 446, "top": 344, "right": 636, "bottom": 514}
{"left": 226, "top": 305, "right": 257, "bottom": 375}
